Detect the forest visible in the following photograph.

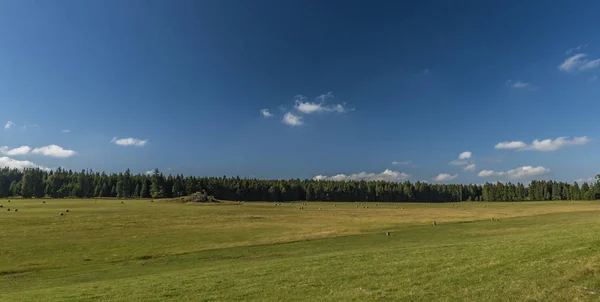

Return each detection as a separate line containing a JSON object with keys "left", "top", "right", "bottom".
{"left": 0, "top": 167, "right": 598, "bottom": 202}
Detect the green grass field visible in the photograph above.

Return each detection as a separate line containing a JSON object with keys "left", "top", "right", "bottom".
{"left": 3, "top": 198, "right": 600, "bottom": 301}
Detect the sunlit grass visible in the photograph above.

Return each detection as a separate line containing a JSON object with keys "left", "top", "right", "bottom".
{"left": 2, "top": 199, "right": 600, "bottom": 301}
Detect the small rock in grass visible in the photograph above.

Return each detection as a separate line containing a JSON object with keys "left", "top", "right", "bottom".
{"left": 6, "top": 208, "right": 10, "bottom": 211}
{"left": 66, "top": 209, "right": 70, "bottom": 213}
{"left": 14, "top": 209, "right": 18, "bottom": 212}
{"left": 60, "top": 212, "right": 64, "bottom": 216}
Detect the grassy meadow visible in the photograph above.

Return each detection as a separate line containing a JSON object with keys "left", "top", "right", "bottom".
{"left": 2, "top": 198, "right": 600, "bottom": 301}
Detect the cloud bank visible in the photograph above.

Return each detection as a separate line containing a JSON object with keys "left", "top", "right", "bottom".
{"left": 495, "top": 137, "right": 590, "bottom": 152}
{"left": 314, "top": 169, "right": 410, "bottom": 182}
{"left": 478, "top": 166, "right": 550, "bottom": 179}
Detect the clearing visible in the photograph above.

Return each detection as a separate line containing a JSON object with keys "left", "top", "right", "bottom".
{"left": 2, "top": 199, "right": 600, "bottom": 301}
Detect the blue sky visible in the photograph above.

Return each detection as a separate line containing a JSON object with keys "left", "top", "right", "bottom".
{"left": 1, "top": 0, "right": 599, "bottom": 184}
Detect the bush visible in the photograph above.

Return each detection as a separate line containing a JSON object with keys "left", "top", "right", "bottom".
{"left": 189, "top": 191, "right": 208, "bottom": 202}
{"left": 182, "top": 191, "right": 217, "bottom": 203}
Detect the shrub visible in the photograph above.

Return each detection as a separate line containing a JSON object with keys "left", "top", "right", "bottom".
{"left": 186, "top": 191, "right": 217, "bottom": 203}
{"left": 189, "top": 191, "right": 208, "bottom": 202}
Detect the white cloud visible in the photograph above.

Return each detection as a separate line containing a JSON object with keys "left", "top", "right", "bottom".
{"left": 433, "top": 173, "right": 458, "bottom": 182}
{"left": 260, "top": 109, "right": 273, "bottom": 117}
{"left": 495, "top": 136, "right": 591, "bottom": 152}
{"left": 478, "top": 166, "right": 550, "bottom": 179}
{"left": 566, "top": 44, "right": 587, "bottom": 55}
{"left": 31, "top": 145, "right": 76, "bottom": 158}
{"left": 296, "top": 101, "right": 324, "bottom": 114}
{"left": 314, "top": 169, "right": 410, "bottom": 182}
{"left": 506, "top": 80, "right": 535, "bottom": 89}
{"left": 1, "top": 145, "right": 76, "bottom": 158}
{"left": 477, "top": 170, "right": 497, "bottom": 177}
{"left": 294, "top": 93, "right": 350, "bottom": 114}
{"left": 506, "top": 166, "right": 550, "bottom": 179}
{"left": 463, "top": 164, "right": 476, "bottom": 172}
{"left": 145, "top": 170, "right": 154, "bottom": 176}
{"left": 559, "top": 54, "right": 587, "bottom": 72}
{"left": 494, "top": 141, "right": 528, "bottom": 150}
{"left": 449, "top": 151, "right": 473, "bottom": 166}
{"left": 559, "top": 53, "right": 600, "bottom": 72}
{"left": 61, "top": 129, "right": 71, "bottom": 133}
{"left": 282, "top": 112, "right": 303, "bottom": 126}
{"left": 0, "top": 146, "right": 32, "bottom": 156}
{"left": 392, "top": 160, "right": 412, "bottom": 165}
{"left": 581, "top": 59, "right": 600, "bottom": 71}
{"left": 459, "top": 151, "right": 472, "bottom": 159}
{"left": 0, "top": 156, "right": 49, "bottom": 171}
{"left": 111, "top": 137, "right": 148, "bottom": 147}
{"left": 575, "top": 177, "right": 595, "bottom": 184}
{"left": 4, "top": 121, "right": 15, "bottom": 129}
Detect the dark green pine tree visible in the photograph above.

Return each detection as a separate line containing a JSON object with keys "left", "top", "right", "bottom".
{"left": 141, "top": 179, "right": 151, "bottom": 198}
{"left": 150, "top": 169, "right": 164, "bottom": 198}
{"left": 116, "top": 174, "right": 124, "bottom": 198}
{"left": 551, "top": 182, "right": 562, "bottom": 200}
{"left": 133, "top": 183, "right": 140, "bottom": 198}
{"left": 20, "top": 170, "right": 35, "bottom": 198}
{"left": 123, "top": 169, "right": 132, "bottom": 198}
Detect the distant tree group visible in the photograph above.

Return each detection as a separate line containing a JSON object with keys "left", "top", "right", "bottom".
{"left": 0, "top": 167, "right": 598, "bottom": 202}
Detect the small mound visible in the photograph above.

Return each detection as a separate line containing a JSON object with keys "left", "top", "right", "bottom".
{"left": 180, "top": 192, "right": 218, "bottom": 203}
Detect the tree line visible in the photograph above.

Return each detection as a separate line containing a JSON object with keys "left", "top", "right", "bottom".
{"left": 0, "top": 167, "right": 598, "bottom": 202}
